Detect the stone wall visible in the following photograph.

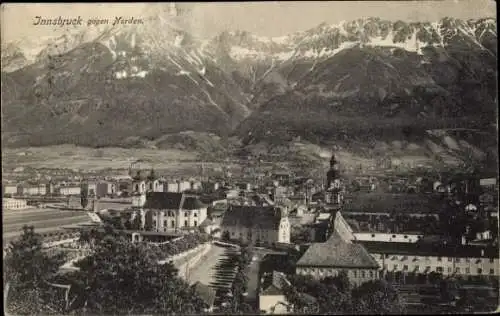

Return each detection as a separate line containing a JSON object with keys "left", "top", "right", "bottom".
{"left": 176, "top": 242, "right": 213, "bottom": 280}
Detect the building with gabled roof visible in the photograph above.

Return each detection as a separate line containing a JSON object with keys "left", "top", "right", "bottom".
{"left": 135, "top": 192, "right": 208, "bottom": 233}
{"left": 221, "top": 205, "right": 290, "bottom": 245}
{"left": 296, "top": 231, "right": 380, "bottom": 286}
{"left": 259, "top": 271, "right": 292, "bottom": 314}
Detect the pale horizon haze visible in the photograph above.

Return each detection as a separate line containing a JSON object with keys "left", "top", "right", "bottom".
{"left": 1, "top": 1, "right": 497, "bottom": 43}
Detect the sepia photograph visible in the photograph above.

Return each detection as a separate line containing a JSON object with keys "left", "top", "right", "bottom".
{"left": 1, "top": 1, "right": 498, "bottom": 314}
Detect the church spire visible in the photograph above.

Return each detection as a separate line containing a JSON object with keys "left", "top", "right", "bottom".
{"left": 326, "top": 153, "right": 339, "bottom": 189}
{"left": 147, "top": 168, "right": 156, "bottom": 181}
{"left": 325, "top": 152, "right": 343, "bottom": 206}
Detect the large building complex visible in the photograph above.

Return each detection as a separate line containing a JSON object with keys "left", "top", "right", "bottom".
{"left": 134, "top": 192, "right": 208, "bottom": 232}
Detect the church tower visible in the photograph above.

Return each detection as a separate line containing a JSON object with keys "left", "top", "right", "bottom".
{"left": 325, "top": 153, "right": 343, "bottom": 206}
{"left": 146, "top": 168, "right": 159, "bottom": 192}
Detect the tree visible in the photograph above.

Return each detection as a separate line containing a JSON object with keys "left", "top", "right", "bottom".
{"left": 325, "top": 270, "right": 351, "bottom": 294}
{"left": 80, "top": 188, "right": 89, "bottom": 210}
{"left": 352, "top": 279, "right": 405, "bottom": 315}
{"left": 4, "top": 225, "right": 67, "bottom": 315}
{"left": 440, "top": 277, "right": 459, "bottom": 302}
{"left": 69, "top": 234, "right": 206, "bottom": 314}
{"left": 131, "top": 210, "right": 142, "bottom": 230}
{"left": 221, "top": 230, "right": 231, "bottom": 241}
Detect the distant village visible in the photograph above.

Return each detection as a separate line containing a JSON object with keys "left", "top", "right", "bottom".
{"left": 2, "top": 155, "right": 499, "bottom": 313}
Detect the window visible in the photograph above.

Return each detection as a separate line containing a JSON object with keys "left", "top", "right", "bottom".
{"left": 455, "top": 258, "right": 461, "bottom": 263}
{"left": 353, "top": 270, "right": 357, "bottom": 277}
{"left": 171, "top": 220, "right": 175, "bottom": 228}
{"left": 437, "top": 257, "right": 442, "bottom": 262}
{"left": 455, "top": 267, "right": 460, "bottom": 273}
{"left": 490, "top": 269, "right": 495, "bottom": 275}
{"left": 369, "top": 271, "right": 374, "bottom": 278}
{"left": 393, "top": 264, "right": 398, "bottom": 270}
{"left": 465, "top": 268, "right": 470, "bottom": 274}
{"left": 477, "top": 268, "right": 482, "bottom": 274}
{"left": 194, "top": 221, "right": 197, "bottom": 226}
{"left": 231, "top": 231, "right": 235, "bottom": 236}
{"left": 184, "top": 220, "right": 188, "bottom": 227}
{"left": 153, "top": 220, "right": 156, "bottom": 227}
{"left": 448, "top": 257, "right": 453, "bottom": 262}
{"left": 436, "top": 267, "right": 443, "bottom": 273}
{"left": 403, "top": 265, "right": 408, "bottom": 271}
{"left": 490, "top": 258, "right": 494, "bottom": 263}
{"left": 184, "top": 212, "right": 188, "bottom": 217}
{"left": 385, "top": 254, "right": 390, "bottom": 258}
{"left": 361, "top": 270, "right": 366, "bottom": 278}
{"left": 392, "top": 235, "right": 396, "bottom": 238}
{"left": 447, "top": 267, "right": 452, "bottom": 273}
{"left": 194, "top": 212, "right": 198, "bottom": 217}
{"left": 371, "top": 234, "right": 375, "bottom": 237}
{"left": 163, "top": 220, "right": 167, "bottom": 227}
{"left": 415, "top": 266, "right": 420, "bottom": 272}
{"left": 404, "top": 235, "right": 408, "bottom": 238}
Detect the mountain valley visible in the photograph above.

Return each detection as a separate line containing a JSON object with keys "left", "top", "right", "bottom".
{"left": 1, "top": 13, "right": 497, "bottom": 170}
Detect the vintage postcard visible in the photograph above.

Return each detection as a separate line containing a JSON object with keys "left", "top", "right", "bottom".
{"left": 1, "top": 1, "right": 498, "bottom": 315}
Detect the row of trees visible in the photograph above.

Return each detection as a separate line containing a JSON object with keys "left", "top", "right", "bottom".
{"left": 220, "top": 244, "right": 255, "bottom": 314}
{"left": 282, "top": 271, "right": 406, "bottom": 315}
{"left": 4, "top": 225, "right": 210, "bottom": 315}
{"left": 78, "top": 226, "right": 211, "bottom": 259}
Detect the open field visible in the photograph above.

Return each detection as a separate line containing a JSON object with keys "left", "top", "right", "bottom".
{"left": 2, "top": 145, "right": 200, "bottom": 170}
{"left": 3, "top": 208, "right": 90, "bottom": 244}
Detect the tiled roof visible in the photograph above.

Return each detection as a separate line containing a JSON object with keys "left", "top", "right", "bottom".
{"left": 357, "top": 240, "right": 499, "bottom": 258}
{"left": 182, "top": 196, "right": 206, "bottom": 210}
{"left": 261, "top": 271, "right": 291, "bottom": 296}
{"left": 342, "top": 193, "right": 442, "bottom": 214}
{"left": 261, "top": 284, "right": 282, "bottom": 295}
{"left": 221, "top": 205, "right": 282, "bottom": 230}
{"left": 296, "top": 232, "right": 379, "bottom": 269}
{"left": 143, "top": 192, "right": 205, "bottom": 210}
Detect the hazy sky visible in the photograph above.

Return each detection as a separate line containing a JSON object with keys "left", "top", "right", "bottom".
{"left": 1, "top": 1, "right": 496, "bottom": 43}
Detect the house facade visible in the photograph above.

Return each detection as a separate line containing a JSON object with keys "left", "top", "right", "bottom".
{"left": 3, "top": 198, "right": 28, "bottom": 210}
{"left": 19, "top": 184, "right": 47, "bottom": 196}
{"left": 360, "top": 241, "right": 499, "bottom": 278}
{"left": 2, "top": 184, "right": 18, "bottom": 195}
{"left": 59, "top": 186, "right": 81, "bottom": 196}
{"left": 135, "top": 192, "right": 208, "bottom": 232}
{"left": 221, "top": 205, "right": 291, "bottom": 245}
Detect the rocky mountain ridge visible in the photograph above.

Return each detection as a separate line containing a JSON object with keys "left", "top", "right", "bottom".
{"left": 1, "top": 15, "right": 497, "bottom": 168}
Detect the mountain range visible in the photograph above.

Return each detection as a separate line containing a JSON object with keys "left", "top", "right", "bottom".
{"left": 1, "top": 12, "right": 497, "bottom": 169}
